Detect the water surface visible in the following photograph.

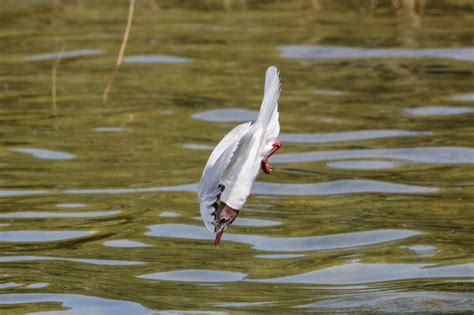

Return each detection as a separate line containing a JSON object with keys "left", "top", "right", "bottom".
{"left": 0, "top": 1, "right": 472, "bottom": 313}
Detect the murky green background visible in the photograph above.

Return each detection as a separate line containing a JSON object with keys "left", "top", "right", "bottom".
{"left": 0, "top": 0, "right": 473, "bottom": 313}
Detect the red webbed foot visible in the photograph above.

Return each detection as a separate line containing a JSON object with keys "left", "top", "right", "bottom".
{"left": 261, "top": 139, "right": 281, "bottom": 175}
{"left": 261, "top": 160, "right": 272, "bottom": 174}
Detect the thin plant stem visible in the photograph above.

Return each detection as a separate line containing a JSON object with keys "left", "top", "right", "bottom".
{"left": 52, "top": 45, "right": 64, "bottom": 116}
{"left": 103, "top": 0, "right": 135, "bottom": 102}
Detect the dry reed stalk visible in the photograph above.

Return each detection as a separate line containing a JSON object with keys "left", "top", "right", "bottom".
{"left": 103, "top": 0, "right": 135, "bottom": 102}
{"left": 52, "top": 46, "right": 64, "bottom": 116}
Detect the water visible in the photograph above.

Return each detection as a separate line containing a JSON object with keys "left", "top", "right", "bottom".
{"left": 0, "top": 1, "right": 473, "bottom": 313}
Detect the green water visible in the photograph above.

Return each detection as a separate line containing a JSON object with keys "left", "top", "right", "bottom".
{"left": 0, "top": 0, "right": 473, "bottom": 313}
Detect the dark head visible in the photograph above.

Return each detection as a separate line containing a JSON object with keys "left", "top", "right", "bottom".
{"left": 213, "top": 202, "right": 239, "bottom": 246}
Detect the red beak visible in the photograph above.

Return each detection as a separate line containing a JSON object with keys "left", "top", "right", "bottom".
{"left": 214, "top": 229, "right": 224, "bottom": 246}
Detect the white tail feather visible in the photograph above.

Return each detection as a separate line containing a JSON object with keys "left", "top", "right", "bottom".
{"left": 256, "top": 66, "right": 280, "bottom": 127}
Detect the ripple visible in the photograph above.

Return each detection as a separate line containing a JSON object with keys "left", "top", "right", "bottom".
{"left": 192, "top": 108, "right": 258, "bottom": 122}
{"left": 229, "top": 217, "right": 281, "bottom": 227}
{"left": 404, "top": 106, "right": 474, "bottom": 115}
{"left": 56, "top": 203, "right": 86, "bottom": 208}
{"left": 250, "top": 180, "right": 437, "bottom": 195}
{"left": 25, "top": 49, "right": 105, "bottom": 61}
{"left": 0, "top": 210, "right": 120, "bottom": 218}
{"left": 157, "top": 311, "right": 226, "bottom": 315}
{"left": 10, "top": 148, "right": 75, "bottom": 160}
{"left": 0, "top": 190, "right": 49, "bottom": 197}
{"left": 279, "top": 45, "right": 474, "bottom": 62}
{"left": 401, "top": 245, "right": 437, "bottom": 257}
{"left": 64, "top": 179, "right": 435, "bottom": 196}
{"left": 93, "top": 127, "right": 125, "bottom": 132}
{"left": 0, "top": 230, "right": 94, "bottom": 242}
{"left": 103, "top": 239, "right": 150, "bottom": 248}
{"left": 139, "top": 269, "right": 247, "bottom": 282}
{"left": 175, "top": 23, "right": 228, "bottom": 31}
{"left": 182, "top": 143, "right": 215, "bottom": 150}
{"left": 193, "top": 216, "right": 280, "bottom": 227}
{"left": 0, "top": 282, "right": 22, "bottom": 289}
{"left": 298, "top": 291, "right": 474, "bottom": 312}
{"left": 314, "top": 89, "right": 345, "bottom": 96}
{"left": 4, "top": 178, "right": 437, "bottom": 198}
{"left": 213, "top": 301, "right": 273, "bottom": 307}
{"left": 255, "top": 261, "right": 474, "bottom": 284}
{"left": 272, "top": 147, "right": 474, "bottom": 165}
{"left": 0, "top": 293, "right": 154, "bottom": 314}
{"left": 26, "top": 283, "right": 49, "bottom": 289}
{"left": 280, "top": 130, "right": 430, "bottom": 143}
{"left": 256, "top": 254, "right": 305, "bottom": 259}
{"left": 123, "top": 55, "right": 192, "bottom": 63}
{"left": 185, "top": 129, "right": 430, "bottom": 146}
{"left": 146, "top": 224, "right": 422, "bottom": 252}
{"left": 326, "top": 160, "right": 397, "bottom": 170}
{"left": 159, "top": 211, "right": 180, "bottom": 217}
{"left": 0, "top": 255, "right": 143, "bottom": 266}
{"left": 452, "top": 93, "right": 474, "bottom": 102}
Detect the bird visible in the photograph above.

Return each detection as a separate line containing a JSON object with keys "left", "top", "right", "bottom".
{"left": 198, "top": 66, "right": 281, "bottom": 246}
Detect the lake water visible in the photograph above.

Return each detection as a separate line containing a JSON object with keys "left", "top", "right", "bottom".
{"left": 0, "top": 1, "right": 473, "bottom": 313}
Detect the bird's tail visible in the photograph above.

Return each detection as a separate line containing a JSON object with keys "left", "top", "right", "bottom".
{"left": 256, "top": 66, "right": 280, "bottom": 127}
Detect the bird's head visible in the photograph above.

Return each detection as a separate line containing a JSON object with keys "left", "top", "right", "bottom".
{"left": 212, "top": 202, "right": 239, "bottom": 246}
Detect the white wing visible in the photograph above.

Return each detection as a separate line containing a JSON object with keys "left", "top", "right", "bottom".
{"left": 198, "top": 122, "right": 252, "bottom": 232}
{"left": 258, "top": 66, "right": 281, "bottom": 155}
{"left": 219, "top": 66, "right": 281, "bottom": 210}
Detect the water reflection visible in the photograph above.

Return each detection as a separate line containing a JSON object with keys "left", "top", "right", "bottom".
{"left": 103, "top": 239, "right": 150, "bottom": 248}
{"left": 0, "top": 190, "right": 49, "bottom": 197}
{"left": 250, "top": 180, "right": 436, "bottom": 195}
{"left": 256, "top": 254, "right": 305, "bottom": 259}
{"left": 24, "top": 49, "right": 105, "bottom": 61}
{"left": 157, "top": 311, "right": 226, "bottom": 315}
{"left": 326, "top": 160, "right": 397, "bottom": 170}
{"left": 280, "top": 130, "right": 430, "bottom": 143}
{"left": 10, "top": 148, "right": 75, "bottom": 160}
{"left": 123, "top": 55, "right": 192, "bottom": 63}
{"left": 159, "top": 211, "right": 181, "bottom": 217}
{"left": 0, "top": 178, "right": 437, "bottom": 198}
{"left": 272, "top": 147, "right": 474, "bottom": 164}
{"left": 401, "top": 245, "right": 437, "bottom": 257}
{"left": 404, "top": 106, "right": 474, "bottom": 115}
{"left": 182, "top": 143, "right": 215, "bottom": 150}
{"left": 213, "top": 301, "right": 273, "bottom": 307}
{"left": 0, "top": 255, "right": 143, "bottom": 266}
{"left": 0, "top": 230, "right": 94, "bottom": 242}
{"left": 139, "top": 269, "right": 247, "bottom": 282}
{"left": 192, "top": 108, "right": 258, "bottom": 122}
{"left": 256, "top": 261, "right": 474, "bottom": 284}
{"left": 0, "top": 282, "right": 22, "bottom": 289}
{"left": 298, "top": 291, "right": 474, "bottom": 312}
{"left": 93, "top": 127, "right": 125, "bottom": 132}
{"left": 56, "top": 203, "right": 86, "bottom": 208}
{"left": 314, "top": 90, "right": 345, "bottom": 96}
{"left": 0, "top": 210, "right": 120, "bottom": 218}
{"left": 452, "top": 93, "right": 474, "bottom": 101}
{"left": 193, "top": 216, "right": 280, "bottom": 227}
{"left": 26, "top": 283, "right": 49, "bottom": 289}
{"left": 0, "top": 293, "right": 154, "bottom": 314}
{"left": 279, "top": 45, "right": 474, "bottom": 62}
{"left": 146, "top": 224, "right": 422, "bottom": 252}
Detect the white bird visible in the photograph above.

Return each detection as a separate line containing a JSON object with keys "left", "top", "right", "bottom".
{"left": 198, "top": 66, "right": 281, "bottom": 245}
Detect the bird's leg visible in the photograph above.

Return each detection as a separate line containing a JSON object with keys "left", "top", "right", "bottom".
{"left": 261, "top": 139, "right": 281, "bottom": 175}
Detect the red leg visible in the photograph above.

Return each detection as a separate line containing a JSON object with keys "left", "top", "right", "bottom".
{"left": 261, "top": 139, "right": 281, "bottom": 174}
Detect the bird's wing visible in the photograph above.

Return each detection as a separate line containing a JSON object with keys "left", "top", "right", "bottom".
{"left": 256, "top": 66, "right": 280, "bottom": 128}
{"left": 198, "top": 122, "right": 252, "bottom": 232}
{"left": 257, "top": 66, "right": 281, "bottom": 155}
